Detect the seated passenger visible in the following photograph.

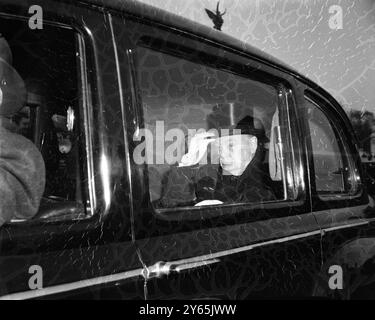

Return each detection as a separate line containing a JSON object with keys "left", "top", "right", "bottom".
{"left": 0, "top": 36, "right": 45, "bottom": 225}
{"left": 43, "top": 113, "right": 78, "bottom": 200}
{"left": 157, "top": 116, "right": 276, "bottom": 208}
{"left": 12, "top": 109, "right": 31, "bottom": 139}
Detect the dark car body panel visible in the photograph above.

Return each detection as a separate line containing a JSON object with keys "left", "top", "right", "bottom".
{"left": 0, "top": 0, "right": 143, "bottom": 299}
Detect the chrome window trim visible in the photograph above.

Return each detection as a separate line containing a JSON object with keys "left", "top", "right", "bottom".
{"left": 78, "top": 30, "right": 96, "bottom": 217}
{"left": 283, "top": 87, "right": 305, "bottom": 200}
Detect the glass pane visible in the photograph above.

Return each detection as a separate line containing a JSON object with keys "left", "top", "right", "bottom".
{"left": 135, "top": 46, "right": 286, "bottom": 209}
{"left": 0, "top": 17, "right": 85, "bottom": 223}
{"left": 306, "top": 98, "right": 358, "bottom": 195}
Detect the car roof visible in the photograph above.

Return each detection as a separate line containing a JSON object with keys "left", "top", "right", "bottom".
{"left": 80, "top": 1, "right": 297, "bottom": 71}
{"left": 78, "top": 0, "right": 340, "bottom": 109}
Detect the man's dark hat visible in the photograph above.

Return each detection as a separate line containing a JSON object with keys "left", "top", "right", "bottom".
{"left": 0, "top": 35, "right": 27, "bottom": 116}
{"left": 206, "top": 104, "right": 269, "bottom": 143}
{"left": 233, "top": 115, "right": 269, "bottom": 143}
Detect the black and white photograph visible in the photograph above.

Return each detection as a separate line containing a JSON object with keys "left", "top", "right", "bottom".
{"left": 0, "top": 0, "right": 375, "bottom": 306}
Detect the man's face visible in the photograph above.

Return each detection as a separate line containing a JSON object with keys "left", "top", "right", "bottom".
{"left": 57, "top": 132, "right": 72, "bottom": 154}
{"left": 18, "top": 117, "right": 29, "bottom": 130}
{"left": 17, "top": 116, "right": 30, "bottom": 137}
{"left": 217, "top": 134, "right": 257, "bottom": 176}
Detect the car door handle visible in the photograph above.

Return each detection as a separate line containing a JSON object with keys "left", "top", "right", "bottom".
{"left": 144, "top": 259, "right": 220, "bottom": 279}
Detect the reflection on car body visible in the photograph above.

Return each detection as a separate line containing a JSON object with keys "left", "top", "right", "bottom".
{"left": 0, "top": 0, "right": 375, "bottom": 300}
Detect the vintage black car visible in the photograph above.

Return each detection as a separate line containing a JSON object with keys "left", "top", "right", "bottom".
{"left": 0, "top": 0, "right": 375, "bottom": 299}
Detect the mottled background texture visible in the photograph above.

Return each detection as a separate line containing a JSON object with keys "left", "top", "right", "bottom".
{"left": 137, "top": 0, "right": 375, "bottom": 115}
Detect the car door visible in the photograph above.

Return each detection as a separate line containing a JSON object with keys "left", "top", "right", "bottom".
{"left": 112, "top": 13, "right": 324, "bottom": 299}
{"left": 301, "top": 88, "right": 375, "bottom": 298}
{"left": 0, "top": 0, "right": 143, "bottom": 299}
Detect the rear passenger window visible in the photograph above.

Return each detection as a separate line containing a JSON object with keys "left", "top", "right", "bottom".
{"left": 305, "top": 96, "right": 360, "bottom": 197}
{"left": 134, "top": 46, "right": 289, "bottom": 209}
{"left": 0, "top": 16, "right": 89, "bottom": 222}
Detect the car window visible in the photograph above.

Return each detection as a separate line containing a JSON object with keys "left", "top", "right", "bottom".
{"left": 134, "top": 46, "right": 288, "bottom": 209}
{"left": 0, "top": 16, "right": 89, "bottom": 223}
{"left": 305, "top": 96, "right": 360, "bottom": 197}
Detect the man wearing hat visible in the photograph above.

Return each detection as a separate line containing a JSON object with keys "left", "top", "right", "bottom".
{"left": 157, "top": 113, "right": 276, "bottom": 208}
{"left": 0, "top": 35, "right": 45, "bottom": 225}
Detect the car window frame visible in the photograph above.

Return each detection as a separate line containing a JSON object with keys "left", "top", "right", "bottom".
{"left": 303, "top": 89, "right": 366, "bottom": 211}
{"left": 0, "top": 1, "right": 136, "bottom": 275}
{"left": 0, "top": 12, "right": 96, "bottom": 225}
{"left": 139, "top": 46, "right": 294, "bottom": 214}
{"left": 123, "top": 23, "right": 309, "bottom": 225}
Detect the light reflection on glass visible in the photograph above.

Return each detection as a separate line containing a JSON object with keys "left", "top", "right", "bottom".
{"left": 100, "top": 153, "right": 111, "bottom": 211}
